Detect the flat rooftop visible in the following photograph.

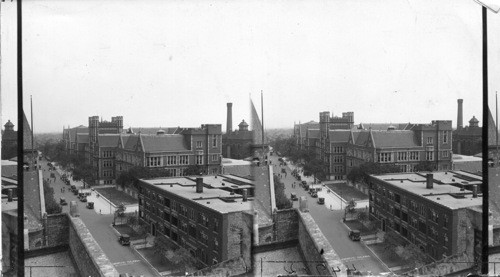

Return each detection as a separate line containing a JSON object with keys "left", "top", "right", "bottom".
{"left": 140, "top": 175, "right": 253, "bottom": 214}
{"left": 222, "top": 158, "right": 252, "bottom": 166}
{"left": 371, "top": 171, "right": 483, "bottom": 210}
{"left": 452, "top": 154, "right": 482, "bottom": 162}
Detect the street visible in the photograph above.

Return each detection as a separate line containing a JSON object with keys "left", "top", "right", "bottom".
{"left": 269, "top": 155, "right": 389, "bottom": 274}
{"left": 40, "top": 159, "right": 158, "bottom": 277}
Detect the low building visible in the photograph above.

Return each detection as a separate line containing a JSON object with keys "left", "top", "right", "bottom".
{"left": 452, "top": 154, "right": 482, "bottom": 173}
{"left": 137, "top": 175, "right": 254, "bottom": 267}
{"left": 368, "top": 171, "right": 483, "bottom": 261}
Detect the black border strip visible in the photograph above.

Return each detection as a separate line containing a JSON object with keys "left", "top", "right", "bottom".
{"left": 17, "top": 0, "right": 24, "bottom": 275}
{"left": 482, "top": 5, "right": 489, "bottom": 275}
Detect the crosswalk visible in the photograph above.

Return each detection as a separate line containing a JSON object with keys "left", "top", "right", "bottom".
{"left": 112, "top": 260, "right": 141, "bottom": 267}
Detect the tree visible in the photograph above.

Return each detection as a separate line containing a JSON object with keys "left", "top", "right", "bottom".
{"left": 72, "top": 163, "right": 94, "bottom": 187}
{"left": 43, "top": 179, "right": 62, "bottom": 214}
{"left": 273, "top": 175, "right": 293, "bottom": 210}
{"left": 347, "top": 162, "right": 401, "bottom": 185}
{"left": 303, "top": 158, "right": 326, "bottom": 180}
{"left": 113, "top": 203, "right": 126, "bottom": 225}
{"left": 395, "top": 243, "right": 429, "bottom": 268}
{"left": 344, "top": 198, "right": 357, "bottom": 220}
{"left": 183, "top": 165, "right": 203, "bottom": 176}
{"left": 415, "top": 161, "right": 435, "bottom": 172}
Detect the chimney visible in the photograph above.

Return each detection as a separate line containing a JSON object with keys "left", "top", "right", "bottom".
{"left": 227, "top": 103, "right": 233, "bottom": 134}
{"left": 242, "top": 189, "right": 248, "bottom": 202}
{"left": 7, "top": 189, "right": 13, "bottom": 202}
{"left": 196, "top": 177, "right": 203, "bottom": 193}
{"left": 426, "top": 173, "right": 433, "bottom": 189}
{"left": 472, "top": 185, "right": 478, "bottom": 198}
{"left": 457, "top": 99, "right": 463, "bottom": 129}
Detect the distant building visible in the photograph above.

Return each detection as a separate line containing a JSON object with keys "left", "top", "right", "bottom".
{"left": 368, "top": 171, "right": 482, "bottom": 261}
{"left": 63, "top": 116, "right": 223, "bottom": 185}
{"left": 295, "top": 111, "right": 453, "bottom": 180}
{"left": 222, "top": 103, "right": 254, "bottom": 159}
{"left": 453, "top": 99, "right": 482, "bottom": 156}
{"left": 137, "top": 175, "right": 254, "bottom": 267}
{"left": 2, "top": 120, "right": 17, "bottom": 160}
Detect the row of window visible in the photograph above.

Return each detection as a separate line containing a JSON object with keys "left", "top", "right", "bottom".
{"left": 195, "top": 135, "right": 219, "bottom": 149}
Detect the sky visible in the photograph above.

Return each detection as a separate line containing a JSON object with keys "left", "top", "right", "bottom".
{"left": 2, "top": 0, "right": 500, "bottom": 133}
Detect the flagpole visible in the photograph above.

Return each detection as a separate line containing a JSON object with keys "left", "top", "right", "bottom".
{"left": 261, "top": 91, "right": 265, "bottom": 160}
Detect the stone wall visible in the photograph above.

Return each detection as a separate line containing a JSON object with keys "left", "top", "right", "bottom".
{"left": 226, "top": 212, "right": 252, "bottom": 266}
{"left": 44, "top": 213, "right": 70, "bottom": 247}
{"left": 68, "top": 216, "right": 119, "bottom": 277}
{"left": 257, "top": 209, "right": 298, "bottom": 246}
{"left": 297, "top": 211, "right": 347, "bottom": 277}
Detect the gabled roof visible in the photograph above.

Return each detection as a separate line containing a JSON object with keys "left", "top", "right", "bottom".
{"left": 328, "top": 130, "right": 351, "bottom": 143}
{"left": 297, "top": 121, "right": 320, "bottom": 137}
{"left": 123, "top": 135, "right": 141, "bottom": 151}
{"left": 98, "top": 134, "right": 121, "bottom": 148}
{"left": 371, "top": 130, "right": 420, "bottom": 148}
{"left": 358, "top": 123, "right": 413, "bottom": 131}
{"left": 353, "top": 131, "right": 370, "bottom": 146}
{"left": 128, "top": 127, "right": 180, "bottom": 135}
{"left": 140, "top": 134, "right": 190, "bottom": 152}
{"left": 68, "top": 125, "right": 88, "bottom": 142}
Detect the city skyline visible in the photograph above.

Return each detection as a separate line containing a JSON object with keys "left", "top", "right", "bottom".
{"left": 2, "top": 0, "right": 498, "bottom": 133}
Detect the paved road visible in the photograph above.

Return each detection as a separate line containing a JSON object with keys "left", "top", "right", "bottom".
{"left": 40, "top": 159, "right": 158, "bottom": 276}
{"left": 269, "top": 155, "right": 389, "bottom": 274}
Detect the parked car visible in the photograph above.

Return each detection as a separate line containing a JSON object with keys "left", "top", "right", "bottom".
{"left": 317, "top": 197, "right": 325, "bottom": 205}
{"left": 301, "top": 181, "right": 307, "bottom": 186}
{"left": 311, "top": 192, "right": 318, "bottom": 198}
{"left": 348, "top": 230, "right": 361, "bottom": 241}
{"left": 86, "top": 202, "right": 94, "bottom": 209}
{"left": 60, "top": 197, "right": 67, "bottom": 206}
{"left": 80, "top": 196, "right": 87, "bottom": 202}
{"left": 303, "top": 184, "right": 310, "bottom": 191}
{"left": 291, "top": 193, "right": 298, "bottom": 201}
{"left": 118, "top": 234, "right": 131, "bottom": 246}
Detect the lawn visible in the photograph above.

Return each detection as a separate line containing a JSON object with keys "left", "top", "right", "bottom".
{"left": 344, "top": 219, "right": 377, "bottom": 236}
{"left": 325, "top": 183, "right": 368, "bottom": 201}
{"left": 95, "top": 187, "right": 137, "bottom": 206}
{"left": 366, "top": 243, "right": 407, "bottom": 269}
{"left": 137, "top": 247, "right": 183, "bottom": 274}
{"left": 113, "top": 224, "right": 145, "bottom": 241}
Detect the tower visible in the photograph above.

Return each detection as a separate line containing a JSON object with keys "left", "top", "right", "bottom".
{"left": 227, "top": 103, "right": 233, "bottom": 134}
{"left": 111, "top": 116, "right": 124, "bottom": 133}
{"left": 457, "top": 99, "right": 463, "bottom": 129}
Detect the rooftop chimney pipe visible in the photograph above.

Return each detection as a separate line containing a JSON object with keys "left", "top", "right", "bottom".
{"left": 227, "top": 103, "right": 233, "bottom": 134}
{"left": 472, "top": 185, "right": 478, "bottom": 198}
{"left": 196, "top": 177, "right": 203, "bottom": 193}
{"left": 242, "top": 189, "right": 248, "bottom": 202}
{"left": 7, "top": 189, "right": 13, "bottom": 202}
{"left": 457, "top": 99, "right": 463, "bottom": 129}
{"left": 426, "top": 173, "right": 433, "bottom": 189}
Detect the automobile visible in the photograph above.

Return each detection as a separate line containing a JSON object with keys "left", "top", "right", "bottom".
{"left": 296, "top": 176, "right": 301, "bottom": 181}
{"left": 118, "top": 234, "right": 131, "bottom": 246}
{"left": 59, "top": 197, "right": 67, "bottom": 206}
{"left": 70, "top": 185, "right": 76, "bottom": 191}
{"left": 303, "top": 184, "right": 310, "bottom": 191}
{"left": 291, "top": 193, "right": 298, "bottom": 201}
{"left": 309, "top": 188, "right": 317, "bottom": 195}
{"left": 73, "top": 190, "right": 78, "bottom": 195}
{"left": 317, "top": 197, "right": 325, "bottom": 204}
{"left": 78, "top": 192, "right": 85, "bottom": 199}
{"left": 301, "top": 181, "right": 307, "bottom": 186}
{"left": 65, "top": 180, "right": 71, "bottom": 186}
{"left": 311, "top": 192, "right": 318, "bottom": 198}
{"left": 281, "top": 168, "right": 286, "bottom": 173}
{"left": 80, "top": 196, "right": 87, "bottom": 202}
{"left": 348, "top": 230, "right": 361, "bottom": 241}
{"left": 86, "top": 202, "right": 94, "bottom": 209}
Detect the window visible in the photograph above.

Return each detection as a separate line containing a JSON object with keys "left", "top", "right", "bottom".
{"left": 443, "top": 214, "right": 449, "bottom": 228}
{"left": 397, "top": 152, "right": 408, "bottom": 161}
{"left": 443, "top": 131, "right": 449, "bottom": 143}
{"left": 189, "top": 224, "right": 197, "bottom": 238}
{"left": 196, "top": 155, "right": 204, "bottom": 165}
{"left": 333, "top": 155, "right": 343, "bottom": 163}
{"left": 196, "top": 141, "right": 203, "bottom": 148}
{"left": 442, "top": 151, "right": 449, "bottom": 158}
{"left": 179, "top": 155, "right": 189, "bottom": 165}
{"left": 395, "top": 193, "right": 401, "bottom": 204}
{"left": 199, "top": 213, "right": 209, "bottom": 227}
{"left": 103, "top": 160, "right": 113, "bottom": 167}
{"left": 148, "top": 156, "right": 161, "bottom": 167}
{"left": 211, "top": 154, "right": 219, "bottom": 162}
{"left": 378, "top": 153, "right": 392, "bottom": 163}
{"left": 213, "top": 219, "right": 219, "bottom": 232}
{"left": 402, "top": 211, "right": 408, "bottom": 222}
{"left": 167, "top": 156, "right": 177, "bottom": 165}
{"left": 401, "top": 227, "right": 408, "bottom": 238}
{"left": 171, "top": 216, "right": 178, "bottom": 226}
{"left": 212, "top": 135, "right": 217, "bottom": 147}
{"left": 394, "top": 207, "right": 401, "bottom": 218}
{"left": 426, "top": 151, "right": 434, "bottom": 161}
{"left": 418, "top": 220, "right": 426, "bottom": 234}
{"left": 409, "top": 151, "right": 419, "bottom": 161}
{"left": 427, "top": 137, "right": 433, "bottom": 144}
{"left": 200, "top": 231, "right": 208, "bottom": 245}
{"left": 164, "top": 198, "right": 170, "bottom": 208}
{"left": 167, "top": 168, "right": 176, "bottom": 177}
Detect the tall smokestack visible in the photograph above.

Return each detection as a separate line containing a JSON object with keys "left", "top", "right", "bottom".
{"left": 457, "top": 99, "right": 463, "bottom": 129}
{"left": 227, "top": 103, "right": 233, "bottom": 134}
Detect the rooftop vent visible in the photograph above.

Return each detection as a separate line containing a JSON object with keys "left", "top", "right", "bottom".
{"left": 196, "top": 177, "right": 203, "bottom": 193}
{"left": 426, "top": 173, "right": 433, "bottom": 189}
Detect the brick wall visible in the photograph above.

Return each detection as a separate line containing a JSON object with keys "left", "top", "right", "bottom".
{"left": 297, "top": 211, "right": 346, "bottom": 277}
{"left": 226, "top": 212, "right": 252, "bottom": 266}
{"left": 68, "top": 216, "right": 119, "bottom": 277}
{"left": 28, "top": 229, "right": 44, "bottom": 249}
{"left": 257, "top": 209, "right": 298, "bottom": 246}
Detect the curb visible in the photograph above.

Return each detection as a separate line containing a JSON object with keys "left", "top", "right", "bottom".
{"left": 130, "top": 244, "right": 163, "bottom": 277}
{"left": 110, "top": 224, "right": 121, "bottom": 236}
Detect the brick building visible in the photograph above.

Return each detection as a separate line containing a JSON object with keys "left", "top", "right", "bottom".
{"left": 453, "top": 99, "right": 482, "bottom": 156}
{"left": 368, "top": 171, "right": 482, "bottom": 261}
{"left": 137, "top": 175, "right": 254, "bottom": 267}
{"left": 294, "top": 110, "right": 453, "bottom": 180}
{"left": 63, "top": 116, "right": 223, "bottom": 185}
